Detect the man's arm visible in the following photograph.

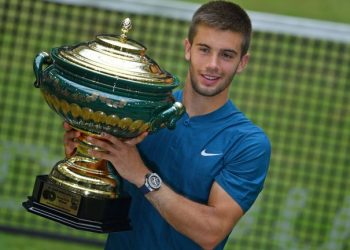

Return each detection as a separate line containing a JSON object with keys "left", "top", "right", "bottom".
{"left": 146, "top": 181, "right": 243, "bottom": 249}
{"left": 84, "top": 132, "right": 243, "bottom": 250}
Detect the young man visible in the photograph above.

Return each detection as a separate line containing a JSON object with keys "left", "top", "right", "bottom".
{"left": 64, "top": 1, "right": 271, "bottom": 249}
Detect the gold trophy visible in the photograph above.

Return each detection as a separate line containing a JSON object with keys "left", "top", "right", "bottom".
{"left": 23, "top": 18, "right": 184, "bottom": 233}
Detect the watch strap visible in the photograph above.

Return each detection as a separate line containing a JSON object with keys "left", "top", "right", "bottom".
{"left": 140, "top": 182, "right": 152, "bottom": 194}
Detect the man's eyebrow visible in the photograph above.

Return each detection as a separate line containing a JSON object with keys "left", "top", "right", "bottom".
{"left": 196, "top": 43, "right": 209, "bottom": 48}
{"left": 196, "top": 43, "right": 238, "bottom": 55}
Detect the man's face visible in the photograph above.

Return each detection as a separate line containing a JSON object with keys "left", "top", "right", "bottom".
{"left": 184, "top": 25, "right": 249, "bottom": 98}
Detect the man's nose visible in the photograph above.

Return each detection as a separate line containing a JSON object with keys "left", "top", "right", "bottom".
{"left": 206, "top": 54, "right": 219, "bottom": 70}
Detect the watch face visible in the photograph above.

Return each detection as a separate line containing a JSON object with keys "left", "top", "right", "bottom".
{"left": 148, "top": 173, "right": 162, "bottom": 189}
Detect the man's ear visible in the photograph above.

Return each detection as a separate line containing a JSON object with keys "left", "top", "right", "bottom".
{"left": 184, "top": 38, "right": 191, "bottom": 61}
{"left": 236, "top": 53, "right": 250, "bottom": 74}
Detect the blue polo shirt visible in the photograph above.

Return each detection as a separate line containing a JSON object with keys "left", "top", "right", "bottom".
{"left": 105, "top": 90, "right": 271, "bottom": 250}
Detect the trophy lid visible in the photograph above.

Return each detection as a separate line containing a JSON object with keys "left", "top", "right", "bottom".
{"left": 56, "top": 18, "right": 175, "bottom": 84}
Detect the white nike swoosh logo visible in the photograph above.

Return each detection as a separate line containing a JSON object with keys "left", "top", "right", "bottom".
{"left": 201, "top": 149, "right": 223, "bottom": 156}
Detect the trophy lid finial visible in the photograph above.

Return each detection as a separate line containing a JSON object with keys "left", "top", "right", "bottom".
{"left": 120, "top": 18, "right": 132, "bottom": 43}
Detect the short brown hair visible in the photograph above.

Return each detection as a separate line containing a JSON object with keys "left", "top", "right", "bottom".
{"left": 188, "top": 1, "right": 252, "bottom": 56}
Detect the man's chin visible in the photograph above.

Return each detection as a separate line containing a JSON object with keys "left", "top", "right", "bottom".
{"left": 194, "top": 87, "right": 219, "bottom": 97}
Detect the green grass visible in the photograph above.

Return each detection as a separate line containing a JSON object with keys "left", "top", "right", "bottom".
{"left": 0, "top": 232, "right": 102, "bottom": 250}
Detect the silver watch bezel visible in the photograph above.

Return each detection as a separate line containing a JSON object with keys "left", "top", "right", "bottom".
{"left": 145, "top": 173, "right": 162, "bottom": 191}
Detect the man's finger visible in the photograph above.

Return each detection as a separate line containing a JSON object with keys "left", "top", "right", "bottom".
{"left": 86, "top": 136, "right": 116, "bottom": 152}
{"left": 124, "top": 132, "right": 148, "bottom": 145}
{"left": 99, "top": 133, "right": 125, "bottom": 147}
{"left": 63, "top": 121, "right": 73, "bottom": 131}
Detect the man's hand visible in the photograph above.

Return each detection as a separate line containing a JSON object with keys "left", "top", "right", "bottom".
{"left": 63, "top": 122, "right": 80, "bottom": 158}
{"left": 76, "top": 128, "right": 243, "bottom": 249}
{"left": 86, "top": 132, "right": 149, "bottom": 187}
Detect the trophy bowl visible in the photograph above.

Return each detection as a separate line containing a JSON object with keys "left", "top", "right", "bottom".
{"left": 23, "top": 18, "right": 185, "bottom": 233}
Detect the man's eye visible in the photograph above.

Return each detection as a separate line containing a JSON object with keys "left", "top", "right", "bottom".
{"left": 199, "top": 47, "right": 209, "bottom": 53}
{"left": 222, "top": 53, "right": 233, "bottom": 59}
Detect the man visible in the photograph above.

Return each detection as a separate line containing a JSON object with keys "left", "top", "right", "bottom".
{"left": 64, "top": 1, "right": 271, "bottom": 249}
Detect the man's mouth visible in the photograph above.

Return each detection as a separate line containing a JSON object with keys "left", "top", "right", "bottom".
{"left": 203, "top": 74, "right": 220, "bottom": 81}
{"left": 201, "top": 74, "right": 221, "bottom": 86}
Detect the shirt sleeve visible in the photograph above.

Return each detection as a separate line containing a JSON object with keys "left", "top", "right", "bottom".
{"left": 215, "top": 130, "right": 271, "bottom": 212}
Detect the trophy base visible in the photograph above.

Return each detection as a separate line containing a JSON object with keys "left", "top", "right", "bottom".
{"left": 23, "top": 175, "right": 132, "bottom": 233}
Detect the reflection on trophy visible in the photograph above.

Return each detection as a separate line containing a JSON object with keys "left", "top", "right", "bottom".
{"left": 22, "top": 18, "right": 185, "bottom": 233}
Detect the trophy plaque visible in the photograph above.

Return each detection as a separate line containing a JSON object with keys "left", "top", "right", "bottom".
{"left": 22, "top": 18, "right": 185, "bottom": 233}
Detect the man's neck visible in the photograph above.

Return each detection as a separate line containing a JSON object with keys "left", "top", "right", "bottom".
{"left": 182, "top": 83, "right": 228, "bottom": 118}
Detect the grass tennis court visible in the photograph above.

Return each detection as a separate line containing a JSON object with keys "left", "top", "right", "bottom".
{"left": 1, "top": 0, "right": 349, "bottom": 250}
{"left": 0, "top": 232, "right": 102, "bottom": 250}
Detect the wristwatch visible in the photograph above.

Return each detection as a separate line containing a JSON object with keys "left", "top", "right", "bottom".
{"left": 139, "top": 172, "right": 162, "bottom": 195}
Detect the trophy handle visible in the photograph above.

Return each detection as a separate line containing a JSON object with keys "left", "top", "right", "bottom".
{"left": 150, "top": 102, "right": 185, "bottom": 131}
{"left": 33, "top": 51, "right": 52, "bottom": 88}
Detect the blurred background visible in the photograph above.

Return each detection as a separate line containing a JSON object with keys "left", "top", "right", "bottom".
{"left": 0, "top": 0, "right": 349, "bottom": 249}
